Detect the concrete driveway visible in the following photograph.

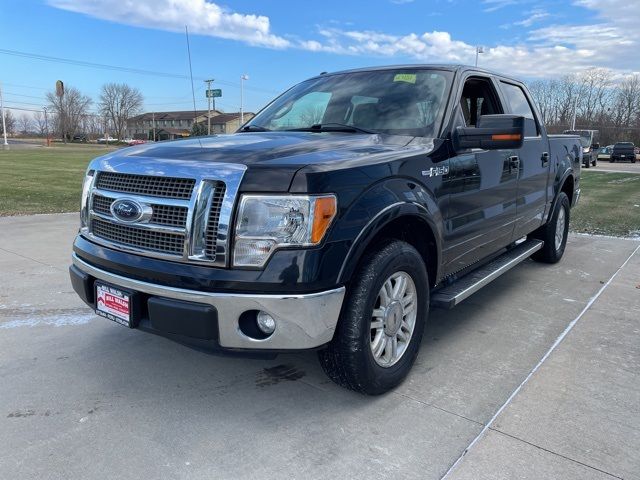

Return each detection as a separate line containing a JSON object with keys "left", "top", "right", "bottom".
{"left": 1, "top": 214, "right": 638, "bottom": 480}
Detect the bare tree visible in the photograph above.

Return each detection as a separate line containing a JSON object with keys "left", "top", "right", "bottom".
{"left": 18, "top": 114, "right": 32, "bottom": 135}
{"left": 99, "top": 83, "right": 143, "bottom": 140}
{"left": 33, "top": 110, "right": 47, "bottom": 136}
{"left": 3, "top": 109, "right": 16, "bottom": 135}
{"left": 612, "top": 74, "right": 640, "bottom": 128}
{"left": 46, "top": 86, "right": 93, "bottom": 142}
{"left": 299, "top": 105, "right": 325, "bottom": 126}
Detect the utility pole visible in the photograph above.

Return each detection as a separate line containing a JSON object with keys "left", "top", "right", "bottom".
{"left": 205, "top": 78, "right": 214, "bottom": 135}
{"left": 475, "top": 46, "right": 484, "bottom": 67}
{"left": 240, "top": 74, "right": 249, "bottom": 125}
{"left": 152, "top": 112, "right": 156, "bottom": 141}
{"left": 43, "top": 106, "right": 50, "bottom": 147}
{"left": 0, "top": 82, "right": 8, "bottom": 148}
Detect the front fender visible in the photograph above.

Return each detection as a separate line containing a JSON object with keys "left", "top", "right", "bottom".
{"left": 331, "top": 177, "right": 444, "bottom": 284}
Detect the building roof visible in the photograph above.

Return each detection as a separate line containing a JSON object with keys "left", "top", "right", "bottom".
{"left": 129, "top": 110, "right": 219, "bottom": 122}
{"left": 195, "top": 112, "right": 255, "bottom": 125}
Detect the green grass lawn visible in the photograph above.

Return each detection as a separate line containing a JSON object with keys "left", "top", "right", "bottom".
{"left": 0, "top": 145, "right": 114, "bottom": 215}
{"left": 1, "top": 148, "right": 639, "bottom": 237}
{"left": 571, "top": 171, "right": 640, "bottom": 237}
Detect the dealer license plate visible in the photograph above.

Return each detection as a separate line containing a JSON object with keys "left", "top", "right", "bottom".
{"left": 96, "top": 283, "right": 131, "bottom": 327}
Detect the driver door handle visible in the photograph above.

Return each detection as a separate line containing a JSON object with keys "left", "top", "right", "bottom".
{"left": 508, "top": 155, "right": 519, "bottom": 173}
{"left": 541, "top": 152, "right": 549, "bottom": 166}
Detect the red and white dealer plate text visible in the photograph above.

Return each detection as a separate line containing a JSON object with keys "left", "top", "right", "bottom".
{"left": 96, "top": 284, "right": 130, "bottom": 326}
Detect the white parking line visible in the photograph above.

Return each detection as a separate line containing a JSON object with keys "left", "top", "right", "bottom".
{"left": 441, "top": 243, "right": 640, "bottom": 479}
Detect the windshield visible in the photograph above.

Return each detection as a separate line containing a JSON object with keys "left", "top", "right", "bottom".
{"left": 246, "top": 69, "right": 453, "bottom": 137}
{"left": 564, "top": 130, "right": 592, "bottom": 148}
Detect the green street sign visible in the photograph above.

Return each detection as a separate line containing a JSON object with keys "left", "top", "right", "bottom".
{"left": 206, "top": 89, "right": 222, "bottom": 98}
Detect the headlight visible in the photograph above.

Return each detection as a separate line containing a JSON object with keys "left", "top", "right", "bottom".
{"left": 80, "top": 170, "right": 95, "bottom": 229}
{"left": 582, "top": 147, "right": 590, "bottom": 154}
{"left": 234, "top": 194, "right": 337, "bottom": 267}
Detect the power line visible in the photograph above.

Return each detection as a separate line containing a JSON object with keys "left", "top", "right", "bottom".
{"left": 0, "top": 49, "right": 280, "bottom": 95}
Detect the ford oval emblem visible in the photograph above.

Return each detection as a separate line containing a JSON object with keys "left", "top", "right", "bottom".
{"left": 111, "top": 199, "right": 143, "bottom": 222}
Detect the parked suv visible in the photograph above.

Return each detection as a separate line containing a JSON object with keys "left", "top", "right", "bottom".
{"left": 70, "top": 65, "right": 582, "bottom": 394}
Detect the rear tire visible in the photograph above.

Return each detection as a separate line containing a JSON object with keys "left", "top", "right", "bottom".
{"left": 530, "top": 192, "right": 570, "bottom": 264}
{"left": 318, "top": 240, "right": 429, "bottom": 395}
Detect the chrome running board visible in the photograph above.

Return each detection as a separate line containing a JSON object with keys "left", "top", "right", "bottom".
{"left": 431, "top": 239, "right": 544, "bottom": 309}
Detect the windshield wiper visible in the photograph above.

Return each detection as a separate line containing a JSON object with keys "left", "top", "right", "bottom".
{"left": 240, "top": 124, "right": 270, "bottom": 132}
{"left": 286, "top": 123, "right": 377, "bottom": 134}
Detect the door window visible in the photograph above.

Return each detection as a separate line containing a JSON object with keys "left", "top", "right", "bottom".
{"left": 458, "top": 77, "right": 503, "bottom": 127}
{"left": 499, "top": 82, "right": 539, "bottom": 137}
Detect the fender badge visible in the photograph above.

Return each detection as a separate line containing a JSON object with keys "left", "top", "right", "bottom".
{"left": 422, "top": 165, "right": 449, "bottom": 177}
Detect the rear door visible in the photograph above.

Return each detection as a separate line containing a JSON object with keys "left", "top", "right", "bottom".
{"left": 442, "top": 75, "right": 519, "bottom": 275}
{"left": 498, "top": 81, "right": 550, "bottom": 238}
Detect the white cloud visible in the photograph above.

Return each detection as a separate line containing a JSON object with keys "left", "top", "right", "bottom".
{"left": 48, "top": 0, "right": 290, "bottom": 48}
{"left": 48, "top": 0, "right": 640, "bottom": 79}
{"left": 514, "top": 9, "right": 550, "bottom": 27}
{"left": 482, "top": 0, "right": 526, "bottom": 12}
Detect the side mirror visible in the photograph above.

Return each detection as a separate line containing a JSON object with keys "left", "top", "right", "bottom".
{"left": 592, "top": 143, "right": 600, "bottom": 149}
{"left": 454, "top": 114, "right": 525, "bottom": 150}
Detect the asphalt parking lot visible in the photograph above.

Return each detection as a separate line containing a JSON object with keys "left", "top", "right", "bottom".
{"left": 592, "top": 158, "right": 640, "bottom": 174}
{"left": 1, "top": 214, "right": 639, "bottom": 480}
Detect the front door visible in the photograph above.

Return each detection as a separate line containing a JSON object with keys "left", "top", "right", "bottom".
{"left": 498, "top": 81, "right": 550, "bottom": 239}
{"left": 442, "top": 76, "right": 518, "bottom": 276}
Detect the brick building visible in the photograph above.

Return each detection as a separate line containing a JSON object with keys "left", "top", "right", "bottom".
{"left": 126, "top": 110, "right": 255, "bottom": 140}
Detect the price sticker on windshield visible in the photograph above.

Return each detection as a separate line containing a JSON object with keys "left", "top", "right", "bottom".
{"left": 394, "top": 73, "right": 417, "bottom": 84}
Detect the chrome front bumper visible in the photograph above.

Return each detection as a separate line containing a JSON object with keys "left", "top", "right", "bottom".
{"left": 72, "top": 254, "right": 345, "bottom": 350}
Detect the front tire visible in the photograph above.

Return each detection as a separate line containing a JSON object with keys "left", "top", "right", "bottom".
{"left": 530, "top": 192, "right": 570, "bottom": 264}
{"left": 318, "top": 240, "right": 429, "bottom": 395}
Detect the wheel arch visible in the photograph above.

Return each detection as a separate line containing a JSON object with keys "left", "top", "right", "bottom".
{"left": 337, "top": 204, "right": 441, "bottom": 289}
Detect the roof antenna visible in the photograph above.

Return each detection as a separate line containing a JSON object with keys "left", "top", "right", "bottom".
{"left": 185, "top": 25, "right": 198, "bottom": 134}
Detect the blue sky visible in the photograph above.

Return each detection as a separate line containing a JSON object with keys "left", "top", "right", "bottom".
{"left": 1, "top": 0, "right": 638, "bottom": 118}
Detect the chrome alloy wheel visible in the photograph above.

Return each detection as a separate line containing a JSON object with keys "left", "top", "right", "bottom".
{"left": 369, "top": 271, "right": 417, "bottom": 368}
{"left": 555, "top": 206, "right": 566, "bottom": 251}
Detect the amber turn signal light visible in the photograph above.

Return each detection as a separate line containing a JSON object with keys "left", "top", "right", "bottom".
{"left": 491, "top": 134, "right": 522, "bottom": 141}
{"left": 311, "top": 196, "right": 337, "bottom": 244}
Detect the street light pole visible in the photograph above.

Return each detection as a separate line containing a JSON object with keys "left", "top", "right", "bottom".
{"left": 0, "top": 82, "right": 8, "bottom": 148}
{"left": 240, "top": 74, "right": 249, "bottom": 125}
{"left": 475, "top": 46, "right": 484, "bottom": 67}
{"left": 205, "top": 78, "right": 214, "bottom": 135}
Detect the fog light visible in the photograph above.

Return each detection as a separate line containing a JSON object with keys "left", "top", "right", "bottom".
{"left": 256, "top": 311, "right": 276, "bottom": 335}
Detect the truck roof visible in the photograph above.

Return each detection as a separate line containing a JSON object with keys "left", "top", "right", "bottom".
{"left": 314, "top": 64, "right": 519, "bottom": 82}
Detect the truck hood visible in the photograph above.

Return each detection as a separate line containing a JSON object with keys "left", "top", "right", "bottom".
{"left": 125, "top": 131, "right": 415, "bottom": 165}
{"left": 91, "top": 132, "right": 435, "bottom": 192}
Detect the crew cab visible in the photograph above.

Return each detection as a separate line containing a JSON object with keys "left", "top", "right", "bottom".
{"left": 610, "top": 142, "right": 636, "bottom": 163}
{"left": 70, "top": 65, "right": 582, "bottom": 394}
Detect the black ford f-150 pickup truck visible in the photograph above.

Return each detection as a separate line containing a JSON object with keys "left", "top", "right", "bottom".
{"left": 70, "top": 65, "right": 581, "bottom": 394}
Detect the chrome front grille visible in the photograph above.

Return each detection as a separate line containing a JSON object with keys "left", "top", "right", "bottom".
{"left": 96, "top": 172, "right": 195, "bottom": 199}
{"left": 83, "top": 162, "right": 246, "bottom": 267}
{"left": 205, "top": 183, "right": 226, "bottom": 258}
{"left": 91, "top": 218, "right": 185, "bottom": 255}
{"left": 92, "top": 195, "right": 189, "bottom": 227}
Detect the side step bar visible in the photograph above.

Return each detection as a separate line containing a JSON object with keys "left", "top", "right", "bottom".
{"left": 431, "top": 239, "right": 544, "bottom": 309}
